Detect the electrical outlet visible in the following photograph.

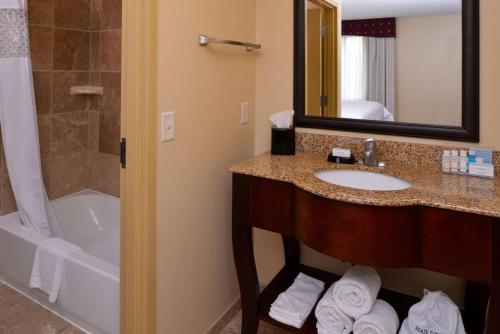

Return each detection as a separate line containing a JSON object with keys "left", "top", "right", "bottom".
{"left": 161, "top": 111, "right": 175, "bottom": 142}
{"left": 240, "top": 102, "right": 249, "bottom": 124}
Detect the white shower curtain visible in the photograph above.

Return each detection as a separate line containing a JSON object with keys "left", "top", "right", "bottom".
{"left": 0, "top": 0, "right": 61, "bottom": 237}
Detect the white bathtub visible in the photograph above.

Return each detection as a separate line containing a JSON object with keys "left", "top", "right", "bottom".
{"left": 0, "top": 190, "right": 120, "bottom": 334}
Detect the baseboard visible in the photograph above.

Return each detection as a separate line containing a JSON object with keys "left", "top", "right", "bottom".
{"left": 206, "top": 297, "right": 241, "bottom": 334}
{"left": 206, "top": 283, "right": 267, "bottom": 334}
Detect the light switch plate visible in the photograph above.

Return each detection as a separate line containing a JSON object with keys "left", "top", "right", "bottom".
{"left": 240, "top": 102, "right": 249, "bottom": 124}
{"left": 161, "top": 111, "right": 175, "bottom": 142}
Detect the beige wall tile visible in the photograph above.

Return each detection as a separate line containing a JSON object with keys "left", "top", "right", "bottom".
{"left": 92, "top": 0, "right": 122, "bottom": 30}
{"left": 52, "top": 71, "right": 89, "bottom": 113}
{"left": 54, "top": 0, "right": 91, "bottom": 30}
{"left": 100, "top": 30, "right": 121, "bottom": 71}
{"left": 29, "top": 26, "right": 53, "bottom": 70}
{"left": 100, "top": 72, "right": 120, "bottom": 113}
{"left": 53, "top": 29, "right": 90, "bottom": 70}
{"left": 38, "top": 115, "right": 51, "bottom": 159}
{"left": 33, "top": 71, "right": 52, "bottom": 115}
{"left": 48, "top": 153, "right": 88, "bottom": 199}
{"left": 90, "top": 32, "right": 101, "bottom": 71}
{"left": 28, "top": 0, "right": 55, "bottom": 27}
{"left": 88, "top": 111, "right": 100, "bottom": 152}
{"left": 51, "top": 112, "right": 89, "bottom": 155}
{"left": 88, "top": 152, "right": 120, "bottom": 196}
{"left": 90, "top": 0, "right": 101, "bottom": 31}
{"left": 98, "top": 113, "right": 120, "bottom": 155}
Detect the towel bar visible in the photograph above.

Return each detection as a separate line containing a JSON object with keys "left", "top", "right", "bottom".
{"left": 198, "top": 35, "right": 261, "bottom": 52}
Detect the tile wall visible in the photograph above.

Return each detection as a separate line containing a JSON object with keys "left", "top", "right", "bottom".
{"left": 0, "top": 0, "right": 122, "bottom": 215}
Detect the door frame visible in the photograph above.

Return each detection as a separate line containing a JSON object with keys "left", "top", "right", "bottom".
{"left": 121, "top": 0, "right": 157, "bottom": 333}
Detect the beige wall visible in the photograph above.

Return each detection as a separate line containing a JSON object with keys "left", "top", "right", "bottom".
{"left": 155, "top": 1, "right": 256, "bottom": 332}
{"left": 254, "top": 0, "right": 500, "bottom": 306}
{"left": 396, "top": 15, "right": 462, "bottom": 126}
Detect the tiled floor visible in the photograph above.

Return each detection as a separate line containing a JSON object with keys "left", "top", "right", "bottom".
{"left": 0, "top": 281, "right": 83, "bottom": 334}
{"left": 220, "top": 311, "right": 292, "bottom": 334}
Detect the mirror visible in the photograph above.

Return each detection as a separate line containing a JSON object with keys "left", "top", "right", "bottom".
{"left": 295, "top": 0, "right": 479, "bottom": 141}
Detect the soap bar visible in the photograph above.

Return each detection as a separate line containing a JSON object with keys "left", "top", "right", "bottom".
{"left": 328, "top": 154, "right": 355, "bottom": 164}
{"left": 332, "top": 148, "right": 351, "bottom": 158}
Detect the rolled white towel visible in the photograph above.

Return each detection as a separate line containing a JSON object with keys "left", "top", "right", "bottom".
{"left": 399, "top": 290, "right": 466, "bottom": 334}
{"left": 353, "top": 299, "right": 399, "bottom": 334}
{"left": 269, "top": 272, "right": 325, "bottom": 328}
{"left": 332, "top": 265, "right": 382, "bottom": 319}
{"left": 315, "top": 283, "right": 353, "bottom": 334}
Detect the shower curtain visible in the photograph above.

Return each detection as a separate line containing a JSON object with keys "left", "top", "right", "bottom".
{"left": 0, "top": 0, "right": 61, "bottom": 237}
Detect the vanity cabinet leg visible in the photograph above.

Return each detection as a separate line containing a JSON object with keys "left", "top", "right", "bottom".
{"left": 486, "top": 221, "right": 500, "bottom": 334}
{"left": 464, "top": 281, "right": 489, "bottom": 333}
{"left": 282, "top": 235, "right": 300, "bottom": 267}
{"left": 232, "top": 175, "right": 259, "bottom": 334}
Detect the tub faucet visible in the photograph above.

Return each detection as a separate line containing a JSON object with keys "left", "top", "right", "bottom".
{"left": 363, "top": 138, "right": 379, "bottom": 167}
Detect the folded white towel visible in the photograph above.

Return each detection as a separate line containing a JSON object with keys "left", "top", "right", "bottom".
{"left": 332, "top": 265, "right": 382, "bottom": 319}
{"left": 399, "top": 290, "right": 466, "bottom": 334}
{"left": 353, "top": 299, "right": 399, "bottom": 334}
{"left": 269, "top": 272, "right": 325, "bottom": 328}
{"left": 29, "top": 238, "right": 81, "bottom": 303}
{"left": 315, "top": 283, "right": 354, "bottom": 334}
{"left": 270, "top": 311, "right": 305, "bottom": 328}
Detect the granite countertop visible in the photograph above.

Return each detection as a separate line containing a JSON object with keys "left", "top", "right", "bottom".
{"left": 229, "top": 152, "right": 500, "bottom": 218}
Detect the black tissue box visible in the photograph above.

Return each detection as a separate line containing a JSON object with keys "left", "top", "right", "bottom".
{"left": 271, "top": 128, "right": 295, "bottom": 155}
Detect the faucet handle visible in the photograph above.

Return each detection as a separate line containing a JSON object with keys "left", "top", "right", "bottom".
{"left": 364, "top": 138, "right": 375, "bottom": 151}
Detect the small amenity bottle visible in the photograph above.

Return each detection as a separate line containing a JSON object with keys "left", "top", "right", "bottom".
{"left": 459, "top": 150, "right": 469, "bottom": 173}
{"left": 442, "top": 150, "right": 451, "bottom": 173}
{"left": 450, "top": 150, "right": 459, "bottom": 173}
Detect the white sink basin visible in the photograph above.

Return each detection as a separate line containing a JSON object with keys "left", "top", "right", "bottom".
{"left": 314, "top": 169, "right": 411, "bottom": 191}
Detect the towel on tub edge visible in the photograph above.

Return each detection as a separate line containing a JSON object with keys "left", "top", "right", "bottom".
{"left": 29, "top": 237, "right": 82, "bottom": 303}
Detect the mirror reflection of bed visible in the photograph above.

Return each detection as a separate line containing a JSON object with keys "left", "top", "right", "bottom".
{"left": 305, "top": 0, "right": 462, "bottom": 126}
{"left": 341, "top": 100, "right": 394, "bottom": 121}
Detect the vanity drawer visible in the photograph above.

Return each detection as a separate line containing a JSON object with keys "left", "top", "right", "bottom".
{"left": 295, "top": 188, "right": 421, "bottom": 268}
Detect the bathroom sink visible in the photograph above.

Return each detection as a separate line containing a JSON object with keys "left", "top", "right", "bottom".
{"left": 314, "top": 169, "right": 411, "bottom": 191}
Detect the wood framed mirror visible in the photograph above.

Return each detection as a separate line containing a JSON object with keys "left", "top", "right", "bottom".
{"left": 294, "top": 0, "right": 479, "bottom": 141}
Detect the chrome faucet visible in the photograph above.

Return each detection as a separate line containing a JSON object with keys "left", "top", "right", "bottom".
{"left": 363, "top": 138, "right": 379, "bottom": 167}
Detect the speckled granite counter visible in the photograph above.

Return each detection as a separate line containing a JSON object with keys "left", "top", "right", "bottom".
{"left": 230, "top": 152, "right": 500, "bottom": 218}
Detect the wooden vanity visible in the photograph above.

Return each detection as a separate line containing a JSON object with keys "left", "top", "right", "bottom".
{"left": 230, "top": 153, "right": 500, "bottom": 334}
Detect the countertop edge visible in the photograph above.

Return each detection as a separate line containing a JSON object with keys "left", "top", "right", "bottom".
{"left": 229, "top": 168, "right": 500, "bottom": 219}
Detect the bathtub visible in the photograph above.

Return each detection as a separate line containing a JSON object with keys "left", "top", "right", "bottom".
{"left": 0, "top": 190, "right": 119, "bottom": 334}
